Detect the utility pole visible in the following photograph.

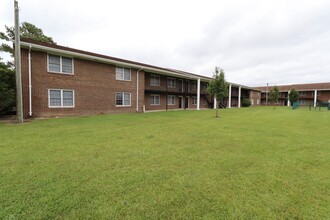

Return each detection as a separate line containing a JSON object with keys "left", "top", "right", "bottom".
{"left": 14, "top": 0, "right": 23, "bottom": 123}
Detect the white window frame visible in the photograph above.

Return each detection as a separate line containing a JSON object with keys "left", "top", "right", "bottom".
{"left": 48, "top": 89, "right": 75, "bottom": 108}
{"left": 116, "top": 67, "right": 131, "bottom": 81}
{"left": 192, "top": 96, "right": 197, "bottom": 105}
{"left": 167, "top": 95, "right": 175, "bottom": 105}
{"left": 203, "top": 98, "right": 207, "bottom": 105}
{"left": 150, "top": 94, "right": 160, "bottom": 106}
{"left": 150, "top": 75, "right": 160, "bottom": 86}
{"left": 47, "top": 54, "right": 74, "bottom": 74}
{"left": 257, "top": 99, "right": 260, "bottom": 105}
{"left": 251, "top": 99, "right": 254, "bottom": 105}
{"left": 299, "top": 91, "right": 306, "bottom": 96}
{"left": 167, "top": 78, "right": 176, "bottom": 88}
{"left": 115, "top": 92, "right": 131, "bottom": 107}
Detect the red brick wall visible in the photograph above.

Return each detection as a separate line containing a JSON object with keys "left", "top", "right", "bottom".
{"left": 250, "top": 90, "right": 261, "bottom": 106}
{"left": 21, "top": 49, "right": 145, "bottom": 118}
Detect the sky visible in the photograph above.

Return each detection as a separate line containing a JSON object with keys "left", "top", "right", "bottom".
{"left": 1, "top": 0, "right": 330, "bottom": 87}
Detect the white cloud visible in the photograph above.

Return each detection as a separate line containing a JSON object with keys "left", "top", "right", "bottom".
{"left": 1, "top": 0, "right": 330, "bottom": 86}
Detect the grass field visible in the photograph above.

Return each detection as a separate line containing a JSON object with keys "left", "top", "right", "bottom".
{"left": 1, "top": 107, "right": 329, "bottom": 219}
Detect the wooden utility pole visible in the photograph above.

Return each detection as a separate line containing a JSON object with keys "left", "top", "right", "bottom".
{"left": 14, "top": 0, "right": 23, "bottom": 123}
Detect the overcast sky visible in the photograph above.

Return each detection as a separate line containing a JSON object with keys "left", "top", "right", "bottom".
{"left": 1, "top": 0, "right": 330, "bottom": 86}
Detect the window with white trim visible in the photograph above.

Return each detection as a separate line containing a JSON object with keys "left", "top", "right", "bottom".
{"left": 150, "top": 94, "right": 160, "bottom": 105}
{"left": 49, "top": 89, "right": 74, "bottom": 107}
{"left": 257, "top": 99, "right": 260, "bottom": 105}
{"left": 167, "top": 95, "right": 175, "bottom": 105}
{"left": 299, "top": 99, "right": 306, "bottom": 105}
{"left": 251, "top": 99, "right": 254, "bottom": 105}
{"left": 202, "top": 83, "right": 208, "bottom": 91}
{"left": 192, "top": 96, "right": 197, "bottom": 105}
{"left": 48, "top": 54, "right": 73, "bottom": 74}
{"left": 116, "top": 92, "right": 131, "bottom": 106}
{"left": 167, "top": 78, "right": 176, "bottom": 88}
{"left": 299, "top": 91, "right": 306, "bottom": 96}
{"left": 150, "top": 75, "right": 160, "bottom": 86}
{"left": 203, "top": 99, "right": 207, "bottom": 105}
{"left": 116, "top": 67, "right": 131, "bottom": 81}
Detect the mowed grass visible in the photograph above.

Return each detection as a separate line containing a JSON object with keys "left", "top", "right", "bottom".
{"left": 0, "top": 107, "right": 329, "bottom": 219}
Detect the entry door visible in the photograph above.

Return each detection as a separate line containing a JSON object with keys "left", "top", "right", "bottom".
{"left": 179, "top": 97, "right": 183, "bottom": 108}
{"left": 185, "top": 97, "right": 189, "bottom": 109}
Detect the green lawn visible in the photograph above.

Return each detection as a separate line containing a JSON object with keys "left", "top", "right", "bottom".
{"left": 1, "top": 107, "right": 329, "bottom": 219}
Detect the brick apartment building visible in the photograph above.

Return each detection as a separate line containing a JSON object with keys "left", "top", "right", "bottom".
{"left": 255, "top": 83, "right": 330, "bottom": 107}
{"left": 20, "top": 39, "right": 260, "bottom": 119}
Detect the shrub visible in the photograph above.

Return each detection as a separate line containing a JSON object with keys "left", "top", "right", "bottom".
{"left": 242, "top": 98, "right": 251, "bottom": 107}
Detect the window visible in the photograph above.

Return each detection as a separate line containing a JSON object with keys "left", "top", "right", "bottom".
{"left": 203, "top": 99, "right": 207, "bottom": 105}
{"left": 299, "top": 91, "right": 306, "bottom": 96}
{"left": 167, "top": 78, "right": 176, "bottom": 88}
{"left": 257, "top": 99, "right": 260, "bottom": 105}
{"left": 116, "top": 67, "right": 131, "bottom": 81}
{"left": 202, "top": 83, "right": 208, "bottom": 91}
{"left": 48, "top": 54, "right": 73, "bottom": 74}
{"left": 192, "top": 97, "right": 197, "bottom": 105}
{"left": 317, "top": 91, "right": 321, "bottom": 96}
{"left": 192, "top": 82, "right": 197, "bottom": 90}
{"left": 299, "top": 99, "right": 306, "bottom": 105}
{"left": 116, "top": 92, "right": 131, "bottom": 106}
{"left": 150, "top": 75, "right": 160, "bottom": 86}
{"left": 167, "top": 95, "right": 175, "bottom": 105}
{"left": 251, "top": 99, "right": 254, "bottom": 105}
{"left": 49, "top": 89, "right": 74, "bottom": 108}
{"left": 150, "top": 94, "right": 160, "bottom": 105}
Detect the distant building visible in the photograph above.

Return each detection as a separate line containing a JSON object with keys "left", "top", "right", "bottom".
{"left": 254, "top": 83, "right": 330, "bottom": 107}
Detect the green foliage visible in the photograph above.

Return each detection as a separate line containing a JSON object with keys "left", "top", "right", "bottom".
{"left": 241, "top": 98, "right": 251, "bottom": 107}
{"left": 269, "top": 86, "right": 280, "bottom": 109}
{"left": 207, "top": 67, "right": 228, "bottom": 117}
{"left": 0, "top": 108, "right": 329, "bottom": 219}
{"left": 0, "top": 22, "right": 56, "bottom": 58}
{"left": 289, "top": 89, "right": 299, "bottom": 103}
{"left": 0, "top": 60, "right": 15, "bottom": 115}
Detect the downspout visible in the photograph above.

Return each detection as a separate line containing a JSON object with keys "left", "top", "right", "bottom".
{"left": 28, "top": 45, "right": 32, "bottom": 116}
{"left": 136, "top": 67, "right": 143, "bottom": 112}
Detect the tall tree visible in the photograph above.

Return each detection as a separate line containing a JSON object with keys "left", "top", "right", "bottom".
{"left": 268, "top": 86, "right": 280, "bottom": 109}
{"left": 289, "top": 89, "right": 299, "bottom": 104}
{"left": 0, "top": 21, "right": 56, "bottom": 58}
{"left": 207, "top": 67, "right": 228, "bottom": 118}
{"left": 0, "top": 22, "right": 55, "bottom": 116}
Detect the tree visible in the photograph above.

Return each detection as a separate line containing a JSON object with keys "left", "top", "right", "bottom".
{"left": 289, "top": 89, "right": 299, "bottom": 104}
{"left": 0, "top": 59, "right": 15, "bottom": 115}
{"left": 0, "top": 22, "right": 56, "bottom": 59}
{"left": 0, "top": 22, "right": 55, "bottom": 116}
{"left": 268, "top": 86, "right": 280, "bottom": 109}
{"left": 207, "top": 67, "right": 228, "bottom": 118}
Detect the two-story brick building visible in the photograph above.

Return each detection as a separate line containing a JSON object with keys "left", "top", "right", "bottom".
{"left": 19, "top": 38, "right": 260, "bottom": 118}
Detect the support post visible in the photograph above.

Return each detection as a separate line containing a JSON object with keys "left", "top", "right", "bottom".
{"left": 287, "top": 91, "right": 290, "bottom": 106}
{"left": 228, "top": 84, "right": 232, "bottom": 108}
{"left": 197, "top": 78, "right": 200, "bottom": 110}
{"left": 14, "top": 0, "right": 23, "bottom": 123}
{"left": 314, "top": 90, "right": 317, "bottom": 108}
{"left": 238, "top": 86, "right": 241, "bottom": 108}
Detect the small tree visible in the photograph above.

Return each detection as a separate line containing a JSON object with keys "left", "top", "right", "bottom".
{"left": 0, "top": 59, "right": 15, "bottom": 115}
{"left": 207, "top": 67, "right": 228, "bottom": 118}
{"left": 268, "top": 86, "right": 279, "bottom": 109}
{"left": 289, "top": 89, "right": 299, "bottom": 104}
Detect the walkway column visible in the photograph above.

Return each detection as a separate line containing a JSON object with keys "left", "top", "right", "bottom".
{"left": 314, "top": 90, "right": 317, "bottom": 107}
{"left": 197, "top": 78, "right": 200, "bottom": 110}
{"left": 228, "top": 84, "right": 232, "bottom": 108}
{"left": 238, "top": 86, "right": 241, "bottom": 108}
{"left": 287, "top": 91, "right": 290, "bottom": 106}
{"left": 214, "top": 97, "right": 217, "bottom": 109}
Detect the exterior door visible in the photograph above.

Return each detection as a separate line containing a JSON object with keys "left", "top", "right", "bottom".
{"left": 185, "top": 97, "right": 189, "bottom": 109}
{"left": 179, "top": 96, "right": 183, "bottom": 108}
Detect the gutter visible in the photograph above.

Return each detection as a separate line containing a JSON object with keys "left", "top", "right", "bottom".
{"left": 28, "top": 45, "right": 32, "bottom": 116}
{"left": 136, "top": 67, "right": 143, "bottom": 112}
